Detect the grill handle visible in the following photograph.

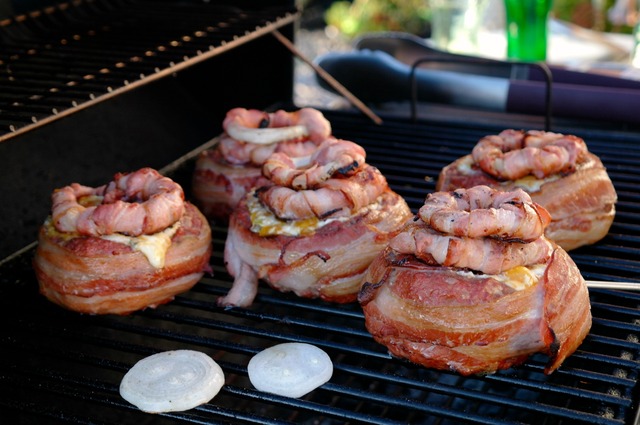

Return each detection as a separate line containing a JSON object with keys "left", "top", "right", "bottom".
{"left": 316, "top": 50, "right": 510, "bottom": 111}
{"left": 316, "top": 49, "right": 640, "bottom": 125}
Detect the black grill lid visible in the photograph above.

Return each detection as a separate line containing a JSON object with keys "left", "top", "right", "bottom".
{"left": 2, "top": 110, "right": 640, "bottom": 424}
{"left": 0, "top": 0, "right": 298, "bottom": 142}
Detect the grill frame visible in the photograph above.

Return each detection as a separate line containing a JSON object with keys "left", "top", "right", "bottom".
{"left": 3, "top": 110, "right": 640, "bottom": 425}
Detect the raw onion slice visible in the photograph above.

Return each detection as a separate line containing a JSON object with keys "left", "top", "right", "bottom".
{"left": 119, "top": 350, "right": 224, "bottom": 413}
{"left": 248, "top": 343, "right": 333, "bottom": 398}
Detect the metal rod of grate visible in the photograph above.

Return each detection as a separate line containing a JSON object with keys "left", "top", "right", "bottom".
{"left": 0, "top": 0, "right": 298, "bottom": 140}
{"left": 2, "top": 112, "right": 640, "bottom": 424}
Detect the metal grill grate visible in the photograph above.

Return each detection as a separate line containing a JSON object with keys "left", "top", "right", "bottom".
{"left": 0, "top": 0, "right": 298, "bottom": 141}
{"left": 1, "top": 110, "right": 640, "bottom": 424}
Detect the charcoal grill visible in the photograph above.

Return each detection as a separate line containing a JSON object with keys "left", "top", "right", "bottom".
{"left": 2, "top": 1, "right": 640, "bottom": 424}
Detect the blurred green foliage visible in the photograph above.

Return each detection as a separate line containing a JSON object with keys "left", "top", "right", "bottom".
{"left": 553, "top": 0, "right": 635, "bottom": 33}
{"left": 324, "top": 0, "right": 431, "bottom": 38}
{"left": 324, "top": 0, "right": 635, "bottom": 39}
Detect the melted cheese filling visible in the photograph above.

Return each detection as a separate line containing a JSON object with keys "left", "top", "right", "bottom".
{"left": 79, "top": 194, "right": 104, "bottom": 207}
{"left": 247, "top": 192, "right": 381, "bottom": 237}
{"left": 79, "top": 194, "right": 180, "bottom": 268}
{"left": 456, "top": 155, "right": 561, "bottom": 193}
{"left": 456, "top": 155, "right": 475, "bottom": 174}
{"left": 511, "top": 175, "right": 560, "bottom": 193}
{"left": 101, "top": 223, "right": 179, "bottom": 269}
{"left": 457, "top": 264, "right": 546, "bottom": 291}
{"left": 44, "top": 206, "right": 179, "bottom": 269}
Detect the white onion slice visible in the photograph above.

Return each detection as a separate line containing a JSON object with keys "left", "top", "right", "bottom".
{"left": 248, "top": 343, "right": 333, "bottom": 398}
{"left": 226, "top": 122, "right": 309, "bottom": 145}
{"left": 119, "top": 350, "right": 225, "bottom": 413}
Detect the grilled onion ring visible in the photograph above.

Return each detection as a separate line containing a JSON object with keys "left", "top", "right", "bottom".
{"left": 224, "top": 107, "right": 330, "bottom": 145}
{"left": 226, "top": 124, "right": 308, "bottom": 145}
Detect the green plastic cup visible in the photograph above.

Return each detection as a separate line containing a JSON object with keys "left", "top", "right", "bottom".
{"left": 504, "top": 0, "right": 552, "bottom": 61}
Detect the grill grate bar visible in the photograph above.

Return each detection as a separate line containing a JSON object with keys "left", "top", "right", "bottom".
{"left": 14, "top": 280, "right": 640, "bottom": 406}
{"left": 490, "top": 365, "right": 635, "bottom": 394}
{"left": 0, "top": 400, "right": 112, "bottom": 425}
{"left": 136, "top": 308, "right": 389, "bottom": 361}
{"left": 0, "top": 0, "right": 298, "bottom": 141}
{"left": 3, "top": 110, "right": 640, "bottom": 424}
{"left": 7, "top": 274, "right": 636, "bottom": 424}
{"left": 0, "top": 57, "right": 167, "bottom": 85}
{"left": 324, "top": 385, "right": 516, "bottom": 425}
{"left": 175, "top": 297, "right": 373, "bottom": 339}
{"left": 0, "top": 366, "right": 232, "bottom": 424}
{"left": 336, "top": 360, "right": 634, "bottom": 414}
{"left": 221, "top": 385, "right": 401, "bottom": 425}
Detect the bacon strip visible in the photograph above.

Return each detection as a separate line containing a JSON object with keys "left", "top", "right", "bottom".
{"left": 35, "top": 203, "right": 212, "bottom": 315}
{"left": 219, "top": 190, "right": 412, "bottom": 307}
{"left": 359, "top": 247, "right": 591, "bottom": 375}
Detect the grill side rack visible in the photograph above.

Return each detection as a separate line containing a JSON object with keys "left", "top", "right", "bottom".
{"left": 0, "top": 0, "right": 298, "bottom": 142}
